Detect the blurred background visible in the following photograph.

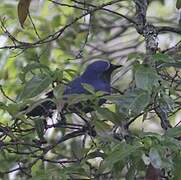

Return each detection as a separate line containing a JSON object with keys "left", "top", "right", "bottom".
{"left": 0, "top": 0, "right": 180, "bottom": 179}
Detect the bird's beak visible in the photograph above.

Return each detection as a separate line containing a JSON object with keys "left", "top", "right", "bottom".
{"left": 110, "top": 64, "right": 122, "bottom": 70}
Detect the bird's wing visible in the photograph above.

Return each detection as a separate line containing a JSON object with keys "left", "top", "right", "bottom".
{"left": 64, "top": 77, "right": 87, "bottom": 95}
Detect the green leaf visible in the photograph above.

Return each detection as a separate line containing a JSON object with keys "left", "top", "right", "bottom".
{"left": 176, "top": 0, "right": 181, "bottom": 9}
{"left": 23, "top": 63, "right": 50, "bottom": 74}
{"left": 81, "top": 83, "right": 95, "bottom": 94}
{"left": 52, "top": 15, "right": 61, "bottom": 28}
{"left": 61, "top": 164, "right": 86, "bottom": 177}
{"left": 20, "top": 63, "right": 50, "bottom": 82}
{"left": 134, "top": 64, "right": 160, "bottom": 91}
{"left": 140, "top": 132, "right": 161, "bottom": 138}
{"left": 161, "top": 136, "right": 180, "bottom": 152}
{"left": 118, "top": 89, "right": 151, "bottom": 117}
{"left": 165, "top": 126, "right": 181, "bottom": 137}
{"left": 153, "top": 53, "right": 171, "bottom": 62}
{"left": 162, "top": 93, "right": 175, "bottom": 111}
{"left": 126, "top": 165, "right": 136, "bottom": 180}
{"left": 0, "top": 102, "right": 8, "bottom": 111}
{"left": 149, "top": 148, "right": 162, "bottom": 169}
{"left": 112, "top": 161, "right": 125, "bottom": 179}
{"left": 34, "top": 118, "right": 45, "bottom": 141}
{"left": 7, "top": 103, "right": 20, "bottom": 115}
{"left": 53, "top": 84, "right": 66, "bottom": 99}
{"left": 67, "top": 94, "right": 93, "bottom": 105}
{"left": 127, "top": 52, "right": 144, "bottom": 61}
{"left": 17, "top": 74, "right": 52, "bottom": 101}
{"left": 173, "top": 153, "right": 181, "bottom": 179}
{"left": 101, "top": 142, "right": 143, "bottom": 170}
{"left": 93, "top": 118, "right": 112, "bottom": 133}
{"left": 52, "top": 68, "right": 63, "bottom": 82}
{"left": 64, "top": 69, "right": 77, "bottom": 79}
{"left": 32, "top": 160, "right": 45, "bottom": 178}
{"left": 104, "top": 94, "right": 123, "bottom": 101}
{"left": 96, "top": 107, "right": 120, "bottom": 124}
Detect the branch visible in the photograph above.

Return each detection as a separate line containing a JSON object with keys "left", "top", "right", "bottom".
{"left": 71, "top": 0, "right": 136, "bottom": 24}
{"left": 133, "top": 0, "right": 158, "bottom": 54}
{"left": 44, "top": 129, "right": 86, "bottom": 153}
{"left": 0, "top": 0, "right": 122, "bottom": 50}
{"left": 157, "top": 26, "right": 181, "bottom": 34}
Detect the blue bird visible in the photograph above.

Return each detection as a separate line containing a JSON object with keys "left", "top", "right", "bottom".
{"left": 25, "top": 60, "right": 121, "bottom": 117}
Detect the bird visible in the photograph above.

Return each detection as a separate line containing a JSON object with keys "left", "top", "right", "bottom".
{"left": 24, "top": 60, "right": 121, "bottom": 117}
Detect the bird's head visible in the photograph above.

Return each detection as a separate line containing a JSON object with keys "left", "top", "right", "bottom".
{"left": 83, "top": 60, "right": 122, "bottom": 82}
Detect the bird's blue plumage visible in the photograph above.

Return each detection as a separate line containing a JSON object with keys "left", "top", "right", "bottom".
{"left": 64, "top": 61, "right": 112, "bottom": 94}
{"left": 25, "top": 60, "right": 121, "bottom": 116}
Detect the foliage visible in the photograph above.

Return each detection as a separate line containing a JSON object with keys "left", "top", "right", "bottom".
{"left": 0, "top": 0, "right": 180, "bottom": 179}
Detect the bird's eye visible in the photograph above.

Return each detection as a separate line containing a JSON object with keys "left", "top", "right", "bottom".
{"left": 105, "top": 62, "right": 111, "bottom": 71}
